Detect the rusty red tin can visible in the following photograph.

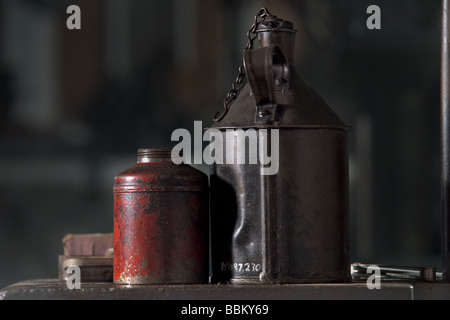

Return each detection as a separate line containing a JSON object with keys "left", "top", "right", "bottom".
{"left": 113, "top": 148, "right": 209, "bottom": 284}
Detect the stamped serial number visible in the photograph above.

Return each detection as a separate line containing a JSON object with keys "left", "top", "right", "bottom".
{"left": 221, "top": 262, "right": 262, "bottom": 272}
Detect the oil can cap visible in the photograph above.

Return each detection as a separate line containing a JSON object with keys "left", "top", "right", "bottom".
{"left": 256, "top": 16, "right": 295, "bottom": 33}
{"left": 137, "top": 148, "right": 173, "bottom": 163}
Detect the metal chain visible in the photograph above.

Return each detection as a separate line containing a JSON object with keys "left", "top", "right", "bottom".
{"left": 213, "top": 7, "right": 276, "bottom": 122}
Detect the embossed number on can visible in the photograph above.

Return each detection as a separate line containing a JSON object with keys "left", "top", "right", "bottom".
{"left": 221, "top": 262, "right": 261, "bottom": 272}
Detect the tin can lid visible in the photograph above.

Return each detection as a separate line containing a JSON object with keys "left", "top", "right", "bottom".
{"left": 256, "top": 16, "right": 296, "bottom": 33}
{"left": 137, "top": 148, "right": 173, "bottom": 163}
{"left": 114, "top": 148, "right": 207, "bottom": 193}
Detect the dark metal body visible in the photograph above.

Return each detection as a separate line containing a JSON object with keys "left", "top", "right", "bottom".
{"left": 210, "top": 16, "right": 350, "bottom": 284}
{"left": 442, "top": 0, "right": 450, "bottom": 282}
{"left": 113, "top": 149, "right": 209, "bottom": 285}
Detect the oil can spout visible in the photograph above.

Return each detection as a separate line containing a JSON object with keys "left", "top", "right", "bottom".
{"left": 256, "top": 15, "right": 297, "bottom": 65}
{"left": 213, "top": 8, "right": 297, "bottom": 123}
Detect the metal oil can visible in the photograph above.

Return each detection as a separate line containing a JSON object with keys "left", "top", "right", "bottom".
{"left": 113, "top": 148, "right": 209, "bottom": 284}
{"left": 209, "top": 8, "right": 351, "bottom": 284}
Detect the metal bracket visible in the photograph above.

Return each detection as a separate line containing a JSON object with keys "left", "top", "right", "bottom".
{"left": 255, "top": 103, "right": 279, "bottom": 124}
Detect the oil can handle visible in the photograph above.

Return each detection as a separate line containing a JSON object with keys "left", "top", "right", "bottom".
{"left": 244, "top": 44, "right": 290, "bottom": 123}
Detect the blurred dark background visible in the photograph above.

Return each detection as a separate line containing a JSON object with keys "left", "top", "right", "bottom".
{"left": 0, "top": 0, "right": 443, "bottom": 289}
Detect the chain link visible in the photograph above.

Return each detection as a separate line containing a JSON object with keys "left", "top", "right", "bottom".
{"left": 213, "top": 8, "right": 276, "bottom": 122}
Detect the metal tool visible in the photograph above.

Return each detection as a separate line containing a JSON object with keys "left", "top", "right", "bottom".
{"left": 351, "top": 263, "right": 440, "bottom": 282}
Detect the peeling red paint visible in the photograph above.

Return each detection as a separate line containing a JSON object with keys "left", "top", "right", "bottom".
{"left": 113, "top": 149, "right": 209, "bottom": 285}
